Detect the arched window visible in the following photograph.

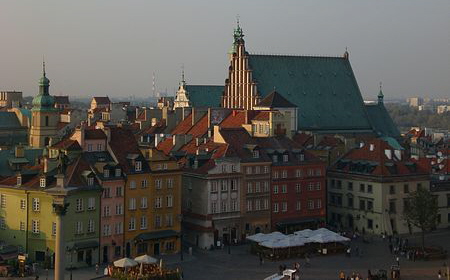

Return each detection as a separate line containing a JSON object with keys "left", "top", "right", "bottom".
{"left": 45, "top": 116, "right": 49, "bottom": 126}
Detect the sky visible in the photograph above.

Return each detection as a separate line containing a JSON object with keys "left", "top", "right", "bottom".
{"left": 0, "top": 0, "right": 449, "bottom": 100}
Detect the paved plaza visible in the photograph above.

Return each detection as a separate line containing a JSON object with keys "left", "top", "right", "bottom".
{"left": 30, "top": 229, "right": 450, "bottom": 280}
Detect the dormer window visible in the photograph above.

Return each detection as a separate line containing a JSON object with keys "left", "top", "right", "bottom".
{"left": 300, "top": 154, "right": 305, "bottom": 161}
{"left": 40, "top": 178, "right": 46, "bottom": 188}
{"left": 253, "top": 150, "right": 260, "bottom": 158}
{"left": 135, "top": 161, "right": 142, "bottom": 172}
{"left": 272, "top": 155, "right": 278, "bottom": 163}
{"left": 17, "top": 175, "right": 22, "bottom": 186}
{"left": 283, "top": 154, "right": 289, "bottom": 162}
{"left": 87, "top": 177, "right": 94, "bottom": 186}
{"left": 103, "top": 168, "right": 109, "bottom": 178}
{"left": 115, "top": 168, "right": 121, "bottom": 177}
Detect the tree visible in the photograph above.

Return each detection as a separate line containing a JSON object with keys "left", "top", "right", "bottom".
{"left": 403, "top": 186, "right": 439, "bottom": 251}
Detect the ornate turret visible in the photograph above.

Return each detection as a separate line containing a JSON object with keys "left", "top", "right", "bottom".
{"left": 378, "top": 82, "right": 384, "bottom": 104}
{"left": 32, "top": 61, "right": 55, "bottom": 111}
{"left": 228, "top": 17, "right": 245, "bottom": 55}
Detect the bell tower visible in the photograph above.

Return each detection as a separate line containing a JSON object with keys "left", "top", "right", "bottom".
{"left": 29, "top": 62, "right": 59, "bottom": 148}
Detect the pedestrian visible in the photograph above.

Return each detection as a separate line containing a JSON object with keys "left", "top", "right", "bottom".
{"left": 95, "top": 263, "right": 99, "bottom": 275}
{"left": 279, "top": 264, "right": 283, "bottom": 275}
{"left": 396, "top": 256, "right": 400, "bottom": 266}
{"left": 382, "top": 232, "right": 386, "bottom": 242}
{"left": 339, "top": 271, "right": 346, "bottom": 280}
{"left": 104, "top": 266, "right": 109, "bottom": 276}
{"left": 438, "top": 270, "right": 442, "bottom": 279}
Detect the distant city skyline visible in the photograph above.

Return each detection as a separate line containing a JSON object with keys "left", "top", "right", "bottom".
{"left": 0, "top": 0, "right": 449, "bottom": 99}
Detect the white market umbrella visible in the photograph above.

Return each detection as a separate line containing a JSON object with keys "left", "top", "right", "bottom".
{"left": 114, "top": 257, "right": 138, "bottom": 268}
{"left": 134, "top": 254, "right": 158, "bottom": 264}
{"left": 294, "top": 229, "right": 314, "bottom": 238}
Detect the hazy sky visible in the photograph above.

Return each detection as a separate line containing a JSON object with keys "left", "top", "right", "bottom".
{"left": 1, "top": 0, "right": 449, "bottom": 100}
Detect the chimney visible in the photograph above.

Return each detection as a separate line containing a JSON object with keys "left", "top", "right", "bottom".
{"left": 135, "top": 107, "right": 140, "bottom": 119}
{"left": 103, "top": 126, "right": 111, "bottom": 143}
{"left": 191, "top": 108, "right": 196, "bottom": 126}
{"left": 43, "top": 156, "right": 49, "bottom": 173}
{"left": 208, "top": 129, "right": 212, "bottom": 138}
{"left": 15, "top": 145, "right": 24, "bottom": 158}
{"left": 369, "top": 144, "right": 375, "bottom": 151}
{"left": 244, "top": 110, "right": 249, "bottom": 124}
{"left": 394, "top": 150, "right": 402, "bottom": 160}
{"left": 55, "top": 174, "right": 65, "bottom": 188}
{"left": 195, "top": 138, "right": 200, "bottom": 147}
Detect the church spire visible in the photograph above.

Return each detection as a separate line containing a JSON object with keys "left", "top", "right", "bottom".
{"left": 378, "top": 82, "right": 384, "bottom": 104}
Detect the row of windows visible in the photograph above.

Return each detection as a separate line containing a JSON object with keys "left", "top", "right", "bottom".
{"left": 103, "top": 222, "right": 123, "bottom": 236}
{"left": 273, "top": 168, "right": 321, "bottom": 179}
{"left": 127, "top": 196, "right": 173, "bottom": 210}
{"left": 103, "top": 168, "right": 122, "bottom": 178}
{"left": 129, "top": 178, "right": 174, "bottom": 189}
{"left": 273, "top": 182, "right": 321, "bottom": 194}
{"left": 103, "top": 186, "right": 124, "bottom": 198}
{"left": 128, "top": 214, "right": 174, "bottom": 230}
{"left": 87, "top": 143, "right": 104, "bottom": 152}
{"left": 246, "top": 165, "right": 270, "bottom": 175}
{"left": 211, "top": 200, "right": 239, "bottom": 213}
{"left": 246, "top": 199, "right": 269, "bottom": 212}
{"left": 247, "top": 181, "right": 270, "bottom": 194}
{"left": 273, "top": 199, "right": 322, "bottom": 213}
{"left": 211, "top": 180, "right": 238, "bottom": 192}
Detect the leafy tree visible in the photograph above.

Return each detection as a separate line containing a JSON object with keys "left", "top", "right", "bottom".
{"left": 403, "top": 187, "right": 439, "bottom": 250}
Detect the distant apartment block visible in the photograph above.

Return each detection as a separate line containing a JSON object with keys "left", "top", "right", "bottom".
{"left": 437, "top": 105, "right": 450, "bottom": 114}
{"left": 407, "top": 97, "right": 423, "bottom": 107}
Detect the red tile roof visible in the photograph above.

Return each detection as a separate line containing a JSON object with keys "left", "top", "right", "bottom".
{"left": 253, "top": 111, "right": 270, "bottom": 121}
{"left": 109, "top": 127, "right": 145, "bottom": 173}
{"left": 292, "top": 133, "right": 313, "bottom": 147}
{"left": 171, "top": 113, "right": 194, "bottom": 135}
{"left": 157, "top": 137, "right": 174, "bottom": 155}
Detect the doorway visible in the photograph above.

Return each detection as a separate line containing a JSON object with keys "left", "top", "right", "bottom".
{"left": 103, "top": 246, "right": 108, "bottom": 263}
{"left": 86, "top": 249, "right": 92, "bottom": 266}
{"left": 154, "top": 243, "right": 160, "bottom": 255}
{"left": 126, "top": 243, "right": 131, "bottom": 258}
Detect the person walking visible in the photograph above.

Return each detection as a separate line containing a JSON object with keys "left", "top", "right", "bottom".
{"left": 396, "top": 256, "right": 400, "bottom": 266}
{"left": 95, "top": 263, "right": 99, "bottom": 275}
{"left": 438, "top": 269, "right": 442, "bottom": 279}
{"left": 339, "top": 271, "right": 346, "bottom": 280}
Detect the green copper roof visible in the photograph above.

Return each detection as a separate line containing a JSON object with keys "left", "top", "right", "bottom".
{"left": 0, "top": 112, "right": 22, "bottom": 129}
{"left": 32, "top": 66, "right": 57, "bottom": 112}
{"left": 185, "top": 85, "right": 224, "bottom": 107}
{"left": 248, "top": 54, "right": 373, "bottom": 131}
{"left": 0, "top": 148, "right": 43, "bottom": 177}
{"left": 365, "top": 103, "right": 400, "bottom": 138}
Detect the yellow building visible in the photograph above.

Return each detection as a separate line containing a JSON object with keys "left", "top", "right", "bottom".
{"left": 108, "top": 127, "right": 181, "bottom": 258}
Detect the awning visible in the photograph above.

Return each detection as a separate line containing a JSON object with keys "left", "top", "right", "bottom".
{"left": 71, "top": 240, "right": 99, "bottom": 250}
{"left": 134, "top": 230, "right": 180, "bottom": 241}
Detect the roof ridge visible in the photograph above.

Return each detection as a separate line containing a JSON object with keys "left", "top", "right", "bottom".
{"left": 249, "top": 53, "right": 345, "bottom": 59}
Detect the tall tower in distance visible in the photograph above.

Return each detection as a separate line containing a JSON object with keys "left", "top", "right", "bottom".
{"left": 29, "top": 62, "right": 59, "bottom": 148}
{"left": 222, "top": 19, "right": 260, "bottom": 110}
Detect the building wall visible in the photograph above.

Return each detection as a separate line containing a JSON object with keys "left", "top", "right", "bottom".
{"left": 328, "top": 174, "right": 430, "bottom": 235}
{"left": 271, "top": 163, "right": 326, "bottom": 233}
{"left": 29, "top": 110, "right": 59, "bottom": 148}
{"left": 99, "top": 179, "right": 125, "bottom": 263}
{"left": 0, "top": 188, "right": 28, "bottom": 250}
{"left": 240, "top": 162, "right": 271, "bottom": 237}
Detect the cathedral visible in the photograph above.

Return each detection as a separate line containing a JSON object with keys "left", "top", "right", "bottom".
{"left": 174, "top": 22, "right": 399, "bottom": 138}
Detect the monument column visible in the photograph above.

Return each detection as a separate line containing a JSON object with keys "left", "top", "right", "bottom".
{"left": 52, "top": 190, "right": 69, "bottom": 280}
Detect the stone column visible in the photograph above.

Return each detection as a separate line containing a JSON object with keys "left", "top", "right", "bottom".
{"left": 53, "top": 198, "right": 69, "bottom": 280}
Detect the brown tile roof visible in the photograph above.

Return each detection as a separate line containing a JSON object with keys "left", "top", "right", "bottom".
{"left": 185, "top": 114, "right": 208, "bottom": 138}
{"left": 51, "top": 139, "right": 82, "bottom": 151}
{"left": 171, "top": 113, "right": 193, "bottom": 135}
{"left": 53, "top": 96, "right": 70, "bottom": 104}
{"left": 85, "top": 129, "right": 107, "bottom": 140}
{"left": 292, "top": 133, "right": 314, "bottom": 147}
{"left": 253, "top": 111, "right": 270, "bottom": 121}
{"left": 93, "top": 97, "right": 111, "bottom": 104}
{"left": 157, "top": 137, "right": 174, "bottom": 155}
{"left": 256, "top": 90, "right": 297, "bottom": 108}
{"left": 109, "top": 127, "right": 147, "bottom": 173}
{"left": 331, "top": 138, "right": 428, "bottom": 176}
{"left": 219, "top": 111, "right": 247, "bottom": 128}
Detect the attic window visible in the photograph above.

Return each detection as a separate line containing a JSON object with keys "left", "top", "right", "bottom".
{"left": 135, "top": 161, "right": 142, "bottom": 172}
{"left": 253, "top": 150, "right": 260, "bottom": 158}
{"left": 104, "top": 169, "right": 109, "bottom": 178}
{"left": 87, "top": 177, "right": 94, "bottom": 186}
{"left": 40, "top": 178, "right": 46, "bottom": 188}
{"left": 272, "top": 155, "right": 278, "bottom": 163}
{"left": 17, "top": 175, "right": 22, "bottom": 186}
{"left": 300, "top": 154, "right": 305, "bottom": 161}
{"left": 283, "top": 154, "right": 289, "bottom": 162}
{"left": 115, "top": 168, "right": 121, "bottom": 177}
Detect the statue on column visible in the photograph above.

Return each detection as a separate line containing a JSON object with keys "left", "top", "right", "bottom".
{"left": 57, "top": 149, "right": 68, "bottom": 175}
